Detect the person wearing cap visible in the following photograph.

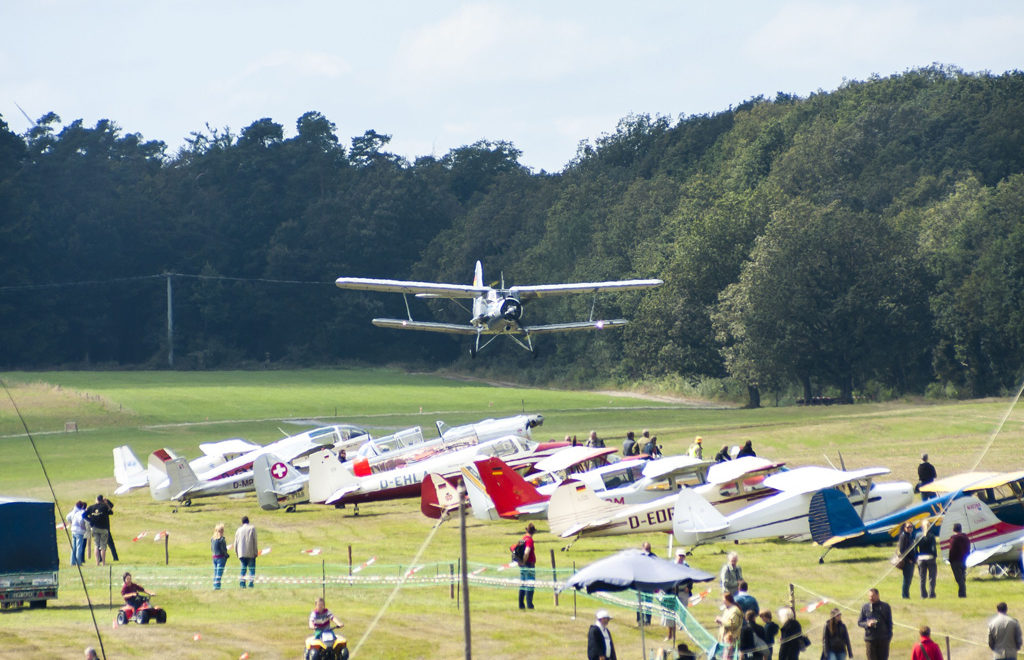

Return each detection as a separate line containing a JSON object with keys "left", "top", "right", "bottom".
{"left": 917, "top": 454, "right": 937, "bottom": 500}
{"left": 513, "top": 522, "right": 537, "bottom": 609}
{"left": 688, "top": 437, "right": 703, "bottom": 460}
{"left": 588, "top": 609, "right": 617, "bottom": 660}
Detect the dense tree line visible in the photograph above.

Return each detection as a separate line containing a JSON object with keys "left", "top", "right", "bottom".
{"left": 2, "top": 65, "right": 1024, "bottom": 404}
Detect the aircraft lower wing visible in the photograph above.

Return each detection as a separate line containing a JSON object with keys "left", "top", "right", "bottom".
{"left": 372, "top": 319, "right": 478, "bottom": 335}
{"left": 336, "top": 278, "right": 487, "bottom": 298}
{"left": 522, "top": 320, "right": 629, "bottom": 335}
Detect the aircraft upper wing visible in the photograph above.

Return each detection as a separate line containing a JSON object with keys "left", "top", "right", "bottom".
{"left": 531, "top": 447, "right": 617, "bottom": 473}
{"left": 705, "top": 456, "right": 782, "bottom": 485}
{"left": 522, "top": 320, "right": 629, "bottom": 335}
{"left": 336, "top": 277, "right": 488, "bottom": 298}
{"left": 510, "top": 279, "right": 662, "bottom": 302}
{"left": 372, "top": 319, "right": 479, "bottom": 335}
{"left": 918, "top": 471, "right": 1000, "bottom": 493}
{"left": 642, "top": 455, "right": 713, "bottom": 481}
{"left": 763, "top": 466, "right": 890, "bottom": 495}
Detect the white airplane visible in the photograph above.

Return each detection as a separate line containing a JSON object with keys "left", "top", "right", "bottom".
{"left": 309, "top": 434, "right": 565, "bottom": 507}
{"left": 335, "top": 261, "right": 663, "bottom": 356}
{"left": 146, "top": 424, "right": 367, "bottom": 504}
{"left": 113, "top": 439, "right": 260, "bottom": 495}
{"left": 939, "top": 495, "right": 1024, "bottom": 575}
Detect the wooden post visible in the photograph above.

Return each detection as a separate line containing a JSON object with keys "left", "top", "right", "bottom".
{"left": 788, "top": 583, "right": 794, "bottom": 611}
{"left": 550, "top": 549, "right": 558, "bottom": 606}
{"left": 164, "top": 533, "right": 169, "bottom": 565}
{"left": 109, "top": 565, "right": 112, "bottom": 609}
{"left": 456, "top": 558, "right": 461, "bottom": 609}
{"left": 322, "top": 559, "right": 326, "bottom": 601}
{"left": 450, "top": 563, "right": 455, "bottom": 600}
{"left": 348, "top": 545, "right": 353, "bottom": 576}
{"left": 945, "top": 635, "right": 951, "bottom": 660}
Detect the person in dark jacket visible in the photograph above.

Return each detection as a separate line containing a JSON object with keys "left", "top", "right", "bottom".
{"left": 858, "top": 589, "right": 892, "bottom": 660}
{"left": 917, "top": 454, "right": 937, "bottom": 500}
{"left": 822, "top": 608, "right": 853, "bottom": 660}
{"left": 715, "top": 445, "right": 732, "bottom": 462}
{"left": 916, "top": 520, "right": 938, "bottom": 598}
{"left": 622, "top": 431, "right": 638, "bottom": 457}
{"left": 739, "top": 608, "right": 768, "bottom": 660}
{"left": 737, "top": 441, "right": 756, "bottom": 458}
{"left": 588, "top": 609, "right": 617, "bottom": 660}
{"left": 84, "top": 495, "right": 113, "bottom": 565}
{"left": 948, "top": 523, "right": 970, "bottom": 598}
{"left": 778, "top": 607, "right": 804, "bottom": 660}
{"left": 896, "top": 522, "right": 919, "bottom": 599}
{"left": 760, "top": 610, "right": 780, "bottom": 660}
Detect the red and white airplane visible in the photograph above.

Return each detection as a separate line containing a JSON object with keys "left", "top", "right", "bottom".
{"left": 939, "top": 495, "right": 1024, "bottom": 573}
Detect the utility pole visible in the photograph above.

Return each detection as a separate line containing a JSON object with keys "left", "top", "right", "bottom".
{"left": 459, "top": 483, "right": 471, "bottom": 659}
{"left": 165, "top": 274, "right": 174, "bottom": 367}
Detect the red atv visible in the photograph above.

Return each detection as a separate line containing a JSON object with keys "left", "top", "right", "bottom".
{"left": 116, "top": 594, "right": 167, "bottom": 625}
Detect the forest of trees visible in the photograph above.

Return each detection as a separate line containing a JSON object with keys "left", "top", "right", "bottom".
{"left": 2, "top": 65, "right": 1024, "bottom": 406}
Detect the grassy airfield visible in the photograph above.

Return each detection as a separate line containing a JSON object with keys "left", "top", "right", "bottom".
{"left": 0, "top": 369, "right": 1021, "bottom": 660}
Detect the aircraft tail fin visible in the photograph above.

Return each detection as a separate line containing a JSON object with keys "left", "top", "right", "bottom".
{"left": 148, "top": 449, "right": 198, "bottom": 502}
{"left": 113, "top": 445, "right": 147, "bottom": 495}
{"left": 547, "top": 479, "right": 622, "bottom": 538}
{"left": 254, "top": 453, "right": 307, "bottom": 511}
{"left": 420, "top": 473, "right": 460, "bottom": 519}
{"left": 308, "top": 448, "right": 355, "bottom": 504}
{"left": 939, "top": 495, "right": 1024, "bottom": 561}
{"left": 808, "top": 488, "right": 866, "bottom": 546}
{"left": 460, "top": 464, "right": 500, "bottom": 521}
{"left": 672, "top": 488, "right": 730, "bottom": 546}
{"left": 472, "top": 261, "right": 485, "bottom": 320}
{"left": 474, "top": 457, "right": 547, "bottom": 518}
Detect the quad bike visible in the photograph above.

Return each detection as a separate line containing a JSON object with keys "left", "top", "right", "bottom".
{"left": 116, "top": 594, "right": 167, "bottom": 625}
{"left": 304, "top": 626, "right": 349, "bottom": 660}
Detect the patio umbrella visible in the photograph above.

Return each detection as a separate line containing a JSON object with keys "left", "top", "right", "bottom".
{"left": 562, "top": 548, "right": 715, "bottom": 658}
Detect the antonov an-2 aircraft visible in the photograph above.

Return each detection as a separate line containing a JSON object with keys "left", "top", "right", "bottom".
{"left": 335, "top": 261, "right": 663, "bottom": 356}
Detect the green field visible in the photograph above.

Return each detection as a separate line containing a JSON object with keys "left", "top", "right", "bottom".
{"left": 0, "top": 369, "right": 1021, "bottom": 660}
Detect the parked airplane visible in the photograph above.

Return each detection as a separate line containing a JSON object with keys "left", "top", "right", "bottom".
{"left": 309, "top": 434, "right": 567, "bottom": 508}
{"left": 113, "top": 439, "right": 260, "bottom": 495}
{"left": 939, "top": 495, "right": 1024, "bottom": 576}
{"left": 920, "top": 470, "right": 1024, "bottom": 526}
{"left": 335, "top": 261, "right": 662, "bottom": 356}
{"left": 253, "top": 454, "right": 309, "bottom": 511}
{"left": 146, "top": 424, "right": 367, "bottom": 505}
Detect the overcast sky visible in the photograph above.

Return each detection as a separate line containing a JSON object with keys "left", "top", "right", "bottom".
{"left": 2, "top": 1, "right": 1021, "bottom": 172}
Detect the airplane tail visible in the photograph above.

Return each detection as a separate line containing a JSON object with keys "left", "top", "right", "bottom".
{"left": 939, "top": 495, "right": 1024, "bottom": 562}
{"left": 547, "top": 479, "right": 623, "bottom": 538}
{"left": 460, "top": 464, "right": 501, "bottom": 521}
{"left": 254, "top": 453, "right": 308, "bottom": 511}
{"left": 113, "top": 445, "right": 147, "bottom": 495}
{"left": 472, "top": 261, "right": 486, "bottom": 319}
{"left": 672, "top": 488, "right": 730, "bottom": 546}
{"left": 420, "top": 473, "right": 461, "bottom": 519}
{"left": 474, "top": 457, "right": 547, "bottom": 518}
{"left": 308, "top": 448, "right": 356, "bottom": 504}
{"left": 808, "top": 488, "right": 866, "bottom": 546}
{"left": 147, "top": 449, "right": 198, "bottom": 502}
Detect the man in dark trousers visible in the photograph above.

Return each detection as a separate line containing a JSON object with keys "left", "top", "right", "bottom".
{"left": 84, "top": 495, "right": 114, "bottom": 565}
{"left": 948, "top": 522, "right": 971, "bottom": 598}
{"left": 858, "top": 588, "right": 893, "bottom": 660}
{"left": 588, "top": 609, "right": 617, "bottom": 660}
{"left": 512, "top": 522, "right": 536, "bottom": 609}
{"left": 917, "top": 454, "right": 937, "bottom": 500}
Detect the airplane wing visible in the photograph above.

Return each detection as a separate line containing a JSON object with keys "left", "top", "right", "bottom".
{"left": 705, "top": 457, "right": 782, "bottom": 486}
{"left": 763, "top": 466, "right": 890, "bottom": 495}
{"left": 336, "top": 277, "right": 488, "bottom": 298}
{"left": 198, "top": 438, "right": 260, "bottom": 456}
{"left": 531, "top": 447, "right": 617, "bottom": 474}
{"left": 919, "top": 471, "right": 1000, "bottom": 493}
{"left": 966, "top": 539, "right": 1024, "bottom": 567}
{"left": 510, "top": 279, "right": 663, "bottom": 302}
{"left": 371, "top": 319, "right": 479, "bottom": 335}
{"left": 521, "top": 320, "right": 629, "bottom": 335}
{"left": 642, "top": 455, "right": 712, "bottom": 481}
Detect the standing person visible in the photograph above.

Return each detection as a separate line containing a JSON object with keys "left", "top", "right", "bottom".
{"left": 102, "top": 496, "right": 119, "bottom": 562}
{"left": 721, "top": 551, "right": 743, "bottom": 595}
{"left": 642, "top": 433, "right": 662, "bottom": 458}
{"left": 896, "top": 522, "right": 919, "bottom": 599}
{"left": 948, "top": 522, "right": 970, "bottom": 598}
{"left": 84, "top": 495, "right": 112, "bottom": 566}
{"left": 84, "top": 648, "right": 99, "bottom": 660}
{"left": 211, "top": 523, "right": 228, "bottom": 590}
{"left": 587, "top": 431, "right": 605, "bottom": 448}
{"left": 715, "top": 445, "right": 732, "bottom": 462}
{"left": 623, "top": 431, "right": 638, "bottom": 457}
{"left": 917, "top": 454, "right": 937, "bottom": 500}
{"left": 512, "top": 522, "right": 536, "bottom": 609}
{"left": 822, "top": 609, "right": 853, "bottom": 660}
{"left": 588, "top": 609, "right": 617, "bottom": 660}
{"left": 66, "top": 501, "right": 87, "bottom": 567}
{"left": 737, "top": 441, "right": 756, "bottom": 458}
{"left": 857, "top": 588, "right": 893, "bottom": 660}
{"left": 233, "top": 515, "right": 258, "bottom": 589}
{"left": 760, "top": 610, "right": 780, "bottom": 660}
{"left": 716, "top": 593, "right": 743, "bottom": 660}
{"left": 988, "top": 602, "right": 1023, "bottom": 660}
{"left": 916, "top": 520, "right": 938, "bottom": 599}
{"left": 688, "top": 436, "right": 704, "bottom": 460}
{"left": 911, "top": 626, "right": 943, "bottom": 660}
{"left": 739, "top": 609, "right": 768, "bottom": 660}
{"left": 735, "top": 580, "right": 759, "bottom": 615}
{"left": 778, "top": 607, "right": 804, "bottom": 660}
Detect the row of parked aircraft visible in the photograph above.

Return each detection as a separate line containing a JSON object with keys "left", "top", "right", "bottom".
{"left": 112, "top": 414, "right": 1024, "bottom": 572}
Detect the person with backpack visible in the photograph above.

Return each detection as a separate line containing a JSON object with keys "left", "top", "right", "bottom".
{"left": 511, "top": 522, "right": 536, "bottom": 609}
{"left": 911, "top": 626, "right": 943, "bottom": 660}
